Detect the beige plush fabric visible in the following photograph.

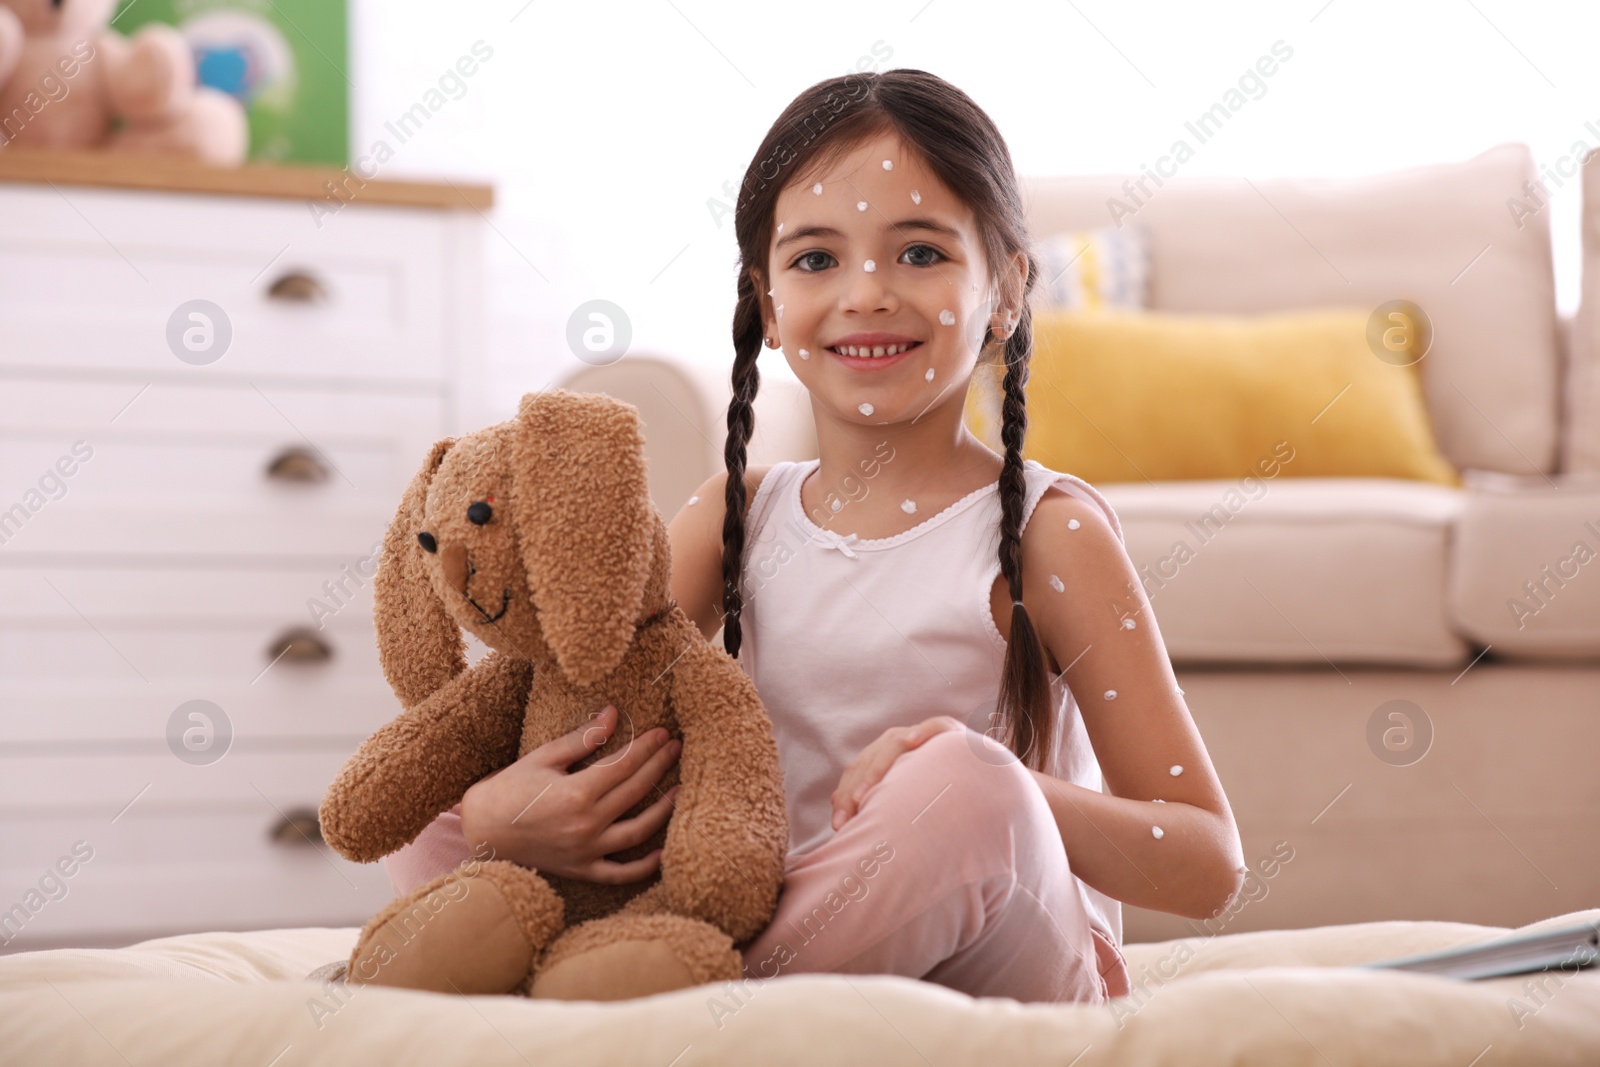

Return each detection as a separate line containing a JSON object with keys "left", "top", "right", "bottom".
{"left": 1021, "top": 143, "right": 1561, "bottom": 478}
{"left": 2, "top": 910, "right": 1596, "bottom": 1065}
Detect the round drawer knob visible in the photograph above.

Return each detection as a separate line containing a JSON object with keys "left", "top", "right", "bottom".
{"left": 269, "top": 808, "right": 324, "bottom": 847}
{"left": 267, "top": 627, "right": 333, "bottom": 665}
{"left": 264, "top": 445, "right": 331, "bottom": 484}
{"left": 266, "top": 270, "right": 328, "bottom": 303}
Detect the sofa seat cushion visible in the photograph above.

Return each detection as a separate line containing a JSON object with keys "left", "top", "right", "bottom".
{"left": 1449, "top": 470, "right": 1600, "bottom": 659}
{"left": 1096, "top": 477, "right": 1468, "bottom": 666}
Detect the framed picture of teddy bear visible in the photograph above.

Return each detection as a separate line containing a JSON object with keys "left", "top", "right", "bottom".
{"left": 112, "top": 0, "right": 348, "bottom": 165}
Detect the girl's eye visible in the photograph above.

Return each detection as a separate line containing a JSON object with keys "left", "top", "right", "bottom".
{"left": 901, "top": 244, "right": 945, "bottom": 267}
{"left": 793, "top": 250, "right": 835, "bottom": 272}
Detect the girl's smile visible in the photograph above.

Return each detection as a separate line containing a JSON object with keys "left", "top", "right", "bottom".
{"left": 827, "top": 333, "right": 923, "bottom": 370}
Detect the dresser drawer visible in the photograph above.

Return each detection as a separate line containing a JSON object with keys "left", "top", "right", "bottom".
{"left": 0, "top": 747, "right": 362, "bottom": 811}
{"left": 0, "top": 184, "right": 455, "bottom": 383}
{"left": 1, "top": 501, "right": 390, "bottom": 557}
{"left": 0, "top": 807, "right": 393, "bottom": 950}
{"left": 0, "top": 377, "right": 450, "bottom": 442}
{"left": 0, "top": 565, "right": 405, "bottom": 742}
{"left": 0, "top": 564, "right": 379, "bottom": 621}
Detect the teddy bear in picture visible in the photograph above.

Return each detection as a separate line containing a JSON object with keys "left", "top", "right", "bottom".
{"left": 318, "top": 388, "right": 789, "bottom": 1001}
{"left": 0, "top": 0, "right": 246, "bottom": 163}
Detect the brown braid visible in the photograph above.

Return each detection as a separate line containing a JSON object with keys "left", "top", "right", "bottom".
{"left": 719, "top": 264, "right": 765, "bottom": 657}
{"left": 993, "top": 301, "right": 1054, "bottom": 772}
{"left": 719, "top": 69, "right": 1053, "bottom": 769}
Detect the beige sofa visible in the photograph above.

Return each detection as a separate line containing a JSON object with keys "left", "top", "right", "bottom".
{"left": 562, "top": 142, "right": 1600, "bottom": 944}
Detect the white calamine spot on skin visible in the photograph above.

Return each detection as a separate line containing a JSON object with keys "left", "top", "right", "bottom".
{"left": 856, "top": 200, "right": 868, "bottom": 212}
{"left": 910, "top": 189, "right": 921, "bottom": 204}
{"left": 813, "top": 182, "right": 823, "bottom": 195}
{"left": 1169, "top": 765, "right": 1184, "bottom": 777}
{"left": 858, "top": 402, "right": 874, "bottom": 416}
{"left": 776, "top": 222, "right": 784, "bottom": 234}
{"left": 1152, "top": 826, "right": 1165, "bottom": 839}
{"left": 1122, "top": 618, "right": 1137, "bottom": 630}
{"left": 1104, "top": 689, "right": 1118, "bottom": 700}
{"left": 830, "top": 499, "right": 841, "bottom": 512}
{"left": 924, "top": 367, "right": 935, "bottom": 381}
{"left": 882, "top": 159, "right": 893, "bottom": 170}
{"left": 767, "top": 288, "right": 774, "bottom": 297}
{"left": 799, "top": 348, "right": 810, "bottom": 359}
{"left": 1153, "top": 798, "right": 1166, "bottom": 803}
{"left": 901, "top": 500, "right": 917, "bottom": 514}
{"left": 939, "top": 309, "right": 955, "bottom": 326}
{"left": 864, "top": 260, "right": 876, "bottom": 272}
{"left": 776, "top": 304, "right": 783, "bottom": 318}
{"left": 687, "top": 495, "right": 699, "bottom": 506}
{"left": 1175, "top": 685, "right": 1184, "bottom": 695}
{"left": 1067, "top": 518, "right": 1081, "bottom": 530}
{"left": 1048, "top": 574, "right": 1064, "bottom": 593}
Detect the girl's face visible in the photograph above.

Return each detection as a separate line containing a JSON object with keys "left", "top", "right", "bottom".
{"left": 759, "top": 129, "right": 1011, "bottom": 428}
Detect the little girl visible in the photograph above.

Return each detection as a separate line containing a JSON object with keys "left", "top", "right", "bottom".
{"left": 391, "top": 68, "right": 1246, "bottom": 1006}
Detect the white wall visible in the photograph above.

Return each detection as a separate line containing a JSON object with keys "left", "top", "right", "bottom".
{"left": 349, "top": 0, "right": 1599, "bottom": 421}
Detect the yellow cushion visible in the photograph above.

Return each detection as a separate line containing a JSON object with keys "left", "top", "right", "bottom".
{"left": 962, "top": 307, "right": 1461, "bottom": 487}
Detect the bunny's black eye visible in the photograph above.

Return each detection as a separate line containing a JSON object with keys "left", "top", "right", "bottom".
{"left": 417, "top": 531, "right": 437, "bottom": 552}
{"left": 467, "top": 501, "right": 493, "bottom": 525}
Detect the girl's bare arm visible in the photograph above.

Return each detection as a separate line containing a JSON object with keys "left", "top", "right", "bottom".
{"left": 1017, "top": 488, "right": 1246, "bottom": 921}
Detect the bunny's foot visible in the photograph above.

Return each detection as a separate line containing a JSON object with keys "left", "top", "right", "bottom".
{"left": 526, "top": 913, "right": 742, "bottom": 1001}
{"left": 346, "top": 859, "right": 563, "bottom": 995}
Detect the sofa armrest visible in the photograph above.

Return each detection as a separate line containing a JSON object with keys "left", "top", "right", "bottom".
{"left": 1448, "top": 469, "right": 1600, "bottom": 659}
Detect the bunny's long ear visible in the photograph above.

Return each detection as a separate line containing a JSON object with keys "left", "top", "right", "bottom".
{"left": 512, "top": 389, "right": 654, "bottom": 687}
{"left": 374, "top": 437, "right": 466, "bottom": 707}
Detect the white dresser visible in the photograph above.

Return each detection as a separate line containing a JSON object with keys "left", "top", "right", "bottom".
{"left": 0, "top": 151, "right": 492, "bottom": 951}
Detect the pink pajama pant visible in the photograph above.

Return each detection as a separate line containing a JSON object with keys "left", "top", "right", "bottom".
{"left": 385, "top": 727, "right": 1130, "bottom": 1005}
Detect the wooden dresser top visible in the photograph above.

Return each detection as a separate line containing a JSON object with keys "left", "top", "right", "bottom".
{"left": 0, "top": 149, "right": 494, "bottom": 210}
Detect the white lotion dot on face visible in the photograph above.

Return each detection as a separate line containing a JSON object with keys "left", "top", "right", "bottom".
{"left": 863, "top": 260, "right": 876, "bottom": 272}
{"left": 1048, "top": 574, "right": 1065, "bottom": 593}
{"left": 882, "top": 159, "right": 894, "bottom": 170}
{"left": 1153, "top": 798, "right": 1166, "bottom": 803}
{"left": 924, "top": 367, "right": 935, "bottom": 381}
{"left": 687, "top": 495, "right": 699, "bottom": 506}
{"left": 798, "top": 348, "right": 810, "bottom": 359}
{"left": 901, "top": 499, "right": 917, "bottom": 514}
{"left": 859, "top": 402, "right": 874, "bottom": 416}
{"left": 1169, "top": 765, "right": 1184, "bottom": 777}
{"left": 776, "top": 222, "right": 784, "bottom": 234}
{"left": 1104, "top": 689, "right": 1118, "bottom": 701}
{"left": 939, "top": 309, "right": 956, "bottom": 326}
{"left": 856, "top": 200, "right": 868, "bottom": 212}
{"left": 1067, "top": 518, "right": 1081, "bottom": 530}
{"left": 813, "top": 182, "right": 823, "bottom": 195}
{"left": 910, "top": 189, "right": 921, "bottom": 204}
{"left": 776, "top": 304, "right": 783, "bottom": 318}
{"left": 1122, "top": 618, "right": 1137, "bottom": 630}
{"left": 1151, "top": 826, "right": 1165, "bottom": 840}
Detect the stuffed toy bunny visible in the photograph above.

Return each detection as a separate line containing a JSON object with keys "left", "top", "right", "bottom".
{"left": 0, "top": 0, "right": 246, "bottom": 163}
{"left": 318, "top": 388, "right": 789, "bottom": 1001}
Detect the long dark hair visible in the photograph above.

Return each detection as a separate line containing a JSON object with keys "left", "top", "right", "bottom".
{"left": 719, "top": 69, "right": 1052, "bottom": 770}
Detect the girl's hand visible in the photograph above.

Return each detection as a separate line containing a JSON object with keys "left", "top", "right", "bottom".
{"left": 830, "top": 715, "right": 967, "bottom": 831}
{"left": 460, "top": 703, "right": 683, "bottom": 884}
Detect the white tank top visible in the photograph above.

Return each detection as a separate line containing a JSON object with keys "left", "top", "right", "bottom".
{"left": 735, "top": 455, "right": 1124, "bottom": 949}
